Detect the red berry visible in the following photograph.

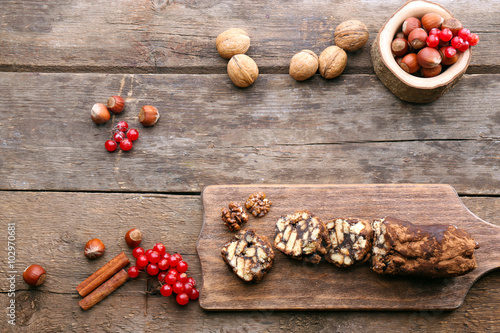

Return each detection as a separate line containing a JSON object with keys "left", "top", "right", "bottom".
{"left": 145, "top": 249, "right": 153, "bottom": 256}
{"left": 444, "top": 46, "right": 457, "bottom": 58}
{"left": 162, "top": 252, "right": 171, "bottom": 261}
{"left": 113, "top": 131, "right": 125, "bottom": 143}
{"left": 188, "top": 288, "right": 199, "bottom": 300}
{"left": 105, "top": 140, "right": 117, "bottom": 152}
{"left": 153, "top": 243, "right": 166, "bottom": 255}
{"left": 173, "top": 281, "right": 185, "bottom": 294}
{"left": 428, "top": 28, "right": 440, "bottom": 36}
{"left": 147, "top": 250, "right": 161, "bottom": 264}
{"left": 128, "top": 266, "right": 140, "bottom": 278}
{"left": 184, "top": 283, "right": 193, "bottom": 295}
{"left": 136, "top": 254, "right": 149, "bottom": 267}
{"left": 161, "top": 284, "right": 173, "bottom": 297}
{"left": 120, "top": 138, "right": 133, "bottom": 151}
{"left": 187, "top": 277, "right": 196, "bottom": 286}
{"left": 173, "top": 253, "right": 183, "bottom": 261}
{"left": 158, "top": 258, "right": 169, "bottom": 271}
{"left": 127, "top": 128, "right": 139, "bottom": 141}
{"left": 451, "top": 36, "right": 464, "bottom": 49}
{"left": 168, "top": 255, "right": 179, "bottom": 268}
{"left": 458, "top": 40, "right": 469, "bottom": 52}
{"left": 132, "top": 247, "right": 145, "bottom": 259}
{"left": 116, "top": 121, "right": 128, "bottom": 132}
{"left": 168, "top": 268, "right": 178, "bottom": 278}
{"left": 158, "top": 271, "right": 168, "bottom": 283}
{"left": 177, "top": 261, "right": 188, "bottom": 273}
{"left": 458, "top": 28, "right": 471, "bottom": 41}
{"left": 178, "top": 272, "right": 189, "bottom": 284}
{"left": 176, "top": 293, "right": 189, "bottom": 305}
{"left": 439, "top": 28, "right": 453, "bottom": 42}
{"left": 147, "top": 263, "right": 160, "bottom": 276}
{"left": 426, "top": 34, "right": 439, "bottom": 48}
{"left": 468, "top": 33, "right": 479, "bottom": 46}
{"left": 165, "top": 274, "right": 177, "bottom": 285}
{"left": 136, "top": 264, "right": 146, "bottom": 271}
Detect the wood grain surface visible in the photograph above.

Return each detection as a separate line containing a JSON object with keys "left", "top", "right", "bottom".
{"left": 0, "top": 0, "right": 498, "bottom": 74}
{"left": 0, "top": 72, "right": 498, "bottom": 194}
{"left": 0, "top": 191, "right": 498, "bottom": 332}
{"left": 1, "top": 0, "right": 499, "bottom": 331}
{"left": 198, "top": 184, "right": 500, "bottom": 310}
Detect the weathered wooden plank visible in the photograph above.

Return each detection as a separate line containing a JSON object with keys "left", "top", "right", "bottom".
{"left": 0, "top": 192, "right": 498, "bottom": 331}
{"left": 0, "top": 73, "right": 498, "bottom": 194}
{"left": 0, "top": 0, "right": 498, "bottom": 73}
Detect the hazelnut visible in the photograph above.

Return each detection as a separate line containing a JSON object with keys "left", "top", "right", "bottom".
{"left": 318, "top": 46, "right": 347, "bottom": 79}
{"left": 439, "top": 46, "right": 458, "bottom": 66}
{"left": 395, "top": 31, "right": 405, "bottom": 39}
{"left": 138, "top": 105, "right": 160, "bottom": 126}
{"left": 289, "top": 50, "right": 319, "bottom": 81}
{"left": 391, "top": 38, "right": 409, "bottom": 57}
{"left": 400, "top": 53, "right": 420, "bottom": 74}
{"left": 107, "top": 95, "right": 125, "bottom": 114}
{"left": 23, "top": 264, "right": 46, "bottom": 286}
{"left": 334, "top": 20, "right": 369, "bottom": 52}
{"left": 421, "top": 64, "right": 442, "bottom": 78}
{"left": 125, "top": 228, "right": 142, "bottom": 248}
{"left": 227, "top": 54, "right": 259, "bottom": 88}
{"left": 84, "top": 238, "right": 105, "bottom": 259}
{"left": 408, "top": 28, "right": 428, "bottom": 50}
{"left": 216, "top": 28, "right": 250, "bottom": 59}
{"left": 90, "top": 103, "right": 110, "bottom": 125}
{"left": 402, "top": 17, "right": 421, "bottom": 36}
{"left": 421, "top": 13, "right": 444, "bottom": 32}
{"left": 441, "top": 18, "right": 463, "bottom": 36}
{"left": 417, "top": 47, "right": 442, "bottom": 69}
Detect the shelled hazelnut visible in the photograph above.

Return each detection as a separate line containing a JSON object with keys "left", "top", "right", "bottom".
{"left": 84, "top": 238, "right": 106, "bottom": 259}
{"left": 392, "top": 13, "right": 478, "bottom": 78}
{"left": 23, "top": 264, "right": 46, "bottom": 286}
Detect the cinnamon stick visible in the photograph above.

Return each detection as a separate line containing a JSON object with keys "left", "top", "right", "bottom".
{"left": 76, "top": 252, "right": 130, "bottom": 297}
{"left": 79, "top": 269, "right": 129, "bottom": 311}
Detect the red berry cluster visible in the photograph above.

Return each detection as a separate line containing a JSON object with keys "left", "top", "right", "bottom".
{"left": 128, "top": 243, "right": 199, "bottom": 306}
{"left": 393, "top": 14, "right": 479, "bottom": 77}
{"left": 104, "top": 121, "right": 140, "bottom": 152}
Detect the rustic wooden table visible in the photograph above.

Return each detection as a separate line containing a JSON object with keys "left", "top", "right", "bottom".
{"left": 1, "top": 0, "right": 499, "bottom": 332}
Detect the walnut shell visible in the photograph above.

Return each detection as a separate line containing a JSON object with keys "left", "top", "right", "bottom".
{"left": 334, "top": 20, "right": 369, "bottom": 52}
{"left": 318, "top": 46, "right": 347, "bottom": 79}
{"left": 289, "top": 50, "right": 319, "bottom": 81}
{"left": 216, "top": 28, "right": 250, "bottom": 59}
{"left": 227, "top": 54, "right": 259, "bottom": 88}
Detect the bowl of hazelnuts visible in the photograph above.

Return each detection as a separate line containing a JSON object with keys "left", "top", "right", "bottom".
{"left": 371, "top": 0, "right": 479, "bottom": 103}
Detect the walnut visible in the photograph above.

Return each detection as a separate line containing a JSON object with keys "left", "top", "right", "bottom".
{"left": 371, "top": 217, "right": 479, "bottom": 278}
{"left": 227, "top": 54, "right": 259, "bottom": 88}
{"left": 245, "top": 192, "right": 272, "bottom": 218}
{"left": 289, "top": 50, "right": 319, "bottom": 81}
{"left": 221, "top": 229, "right": 275, "bottom": 283}
{"left": 221, "top": 202, "right": 249, "bottom": 231}
{"left": 318, "top": 46, "right": 347, "bottom": 79}
{"left": 216, "top": 28, "right": 250, "bottom": 59}
{"left": 274, "top": 210, "right": 330, "bottom": 263}
{"left": 334, "top": 20, "right": 369, "bottom": 52}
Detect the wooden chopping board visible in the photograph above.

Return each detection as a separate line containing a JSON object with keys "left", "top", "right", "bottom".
{"left": 197, "top": 184, "right": 500, "bottom": 311}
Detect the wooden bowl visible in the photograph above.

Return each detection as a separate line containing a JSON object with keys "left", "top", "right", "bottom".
{"left": 371, "top": 0, "right": 471, "bottom": 103}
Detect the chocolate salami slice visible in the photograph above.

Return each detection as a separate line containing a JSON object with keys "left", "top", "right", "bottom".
{"left": 274, "top": 210, "right": 330, "bottom": 264}
{"left": 221, "top": 229, "right": 274, "bottom": 283}
{"left": 325, "top": 218, "right": 373, "bottom": 267}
